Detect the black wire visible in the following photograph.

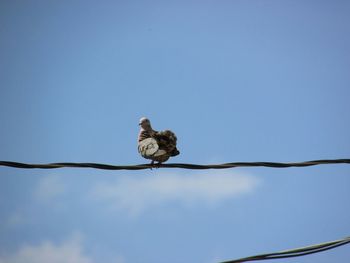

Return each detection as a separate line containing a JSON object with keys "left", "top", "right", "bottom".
{"left": 0, "top": 159, "right": 349, "bottom": 170}
{"left": 220, "top": 236, "right": 350, "bottom": 263}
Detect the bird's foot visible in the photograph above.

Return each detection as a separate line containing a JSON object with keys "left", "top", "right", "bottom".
{"left": 149, "top": 160, "right": 154, "bottom": 170}
{"left": 150, "top": 161, "right": 161, "bottom": 170}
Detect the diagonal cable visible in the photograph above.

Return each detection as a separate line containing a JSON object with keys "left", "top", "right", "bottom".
{"left": 220, "top": 236, "right": 350, "bottom": 263}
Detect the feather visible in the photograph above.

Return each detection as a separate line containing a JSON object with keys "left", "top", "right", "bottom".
{"left": 138, "top": 138, "right": 159, "bottom": 158}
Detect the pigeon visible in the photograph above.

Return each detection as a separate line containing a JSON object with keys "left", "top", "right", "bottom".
{"left": 138, "top": 117, "right": 180, "bottom": 165}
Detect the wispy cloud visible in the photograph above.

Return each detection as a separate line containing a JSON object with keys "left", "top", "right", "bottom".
{"left": 91, "top": 171, "right": 260, "bottom": 215}
{"left": 30, "top": 170, "right": 260, "bottom": 217}
{"left": 0, "top": 234, "right": 93, "bottom": 263}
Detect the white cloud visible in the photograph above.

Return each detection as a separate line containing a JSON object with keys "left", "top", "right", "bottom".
{"left": 92, "top": 171, "right": 260, "bottom": 215}
{"left": 0, "top": 234, "right": 92, "bottom": 263}
{"left": 34, "top": 175, "right": 65, "bottom": 201}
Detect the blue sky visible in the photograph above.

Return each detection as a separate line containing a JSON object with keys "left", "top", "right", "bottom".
{"left": 0, "top": 0, "right": 349, "bottom": 262}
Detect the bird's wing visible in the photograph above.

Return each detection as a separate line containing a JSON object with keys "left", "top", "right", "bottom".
{"left": 138, "top": 138, "right": 159, "bottom": 158}
{"left": 154, "top": 130, "right": 177, "bottom": 152}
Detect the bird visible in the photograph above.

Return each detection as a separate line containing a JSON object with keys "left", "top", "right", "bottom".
{"left": 138, "top": 117, "right": 180, "bottom": 165}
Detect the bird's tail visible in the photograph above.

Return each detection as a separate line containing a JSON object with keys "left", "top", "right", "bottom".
{"left": 170, "top": 148, "right": 180, "bottom": 156}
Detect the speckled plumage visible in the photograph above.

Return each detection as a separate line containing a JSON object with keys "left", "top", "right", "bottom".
{"left": 138, "top": 118, "right": 180, "bottom": 164}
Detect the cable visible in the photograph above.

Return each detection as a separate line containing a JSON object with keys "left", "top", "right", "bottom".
{"left": 220, "top": 236, "right": 350, "bottom": 263}
{"left": 0, "top": 159, "right": 349, "bottom": 170}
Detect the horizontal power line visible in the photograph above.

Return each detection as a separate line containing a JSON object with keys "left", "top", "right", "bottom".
{"left": 220, "top": 235, "right": 350, "bottom": 263}
{"left": 0, "top": 159, "right": 349, "bottom": 170}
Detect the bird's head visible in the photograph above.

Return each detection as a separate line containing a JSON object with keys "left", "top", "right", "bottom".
{"left": 139, "top": 117, "right": 152, "bottom": 130}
